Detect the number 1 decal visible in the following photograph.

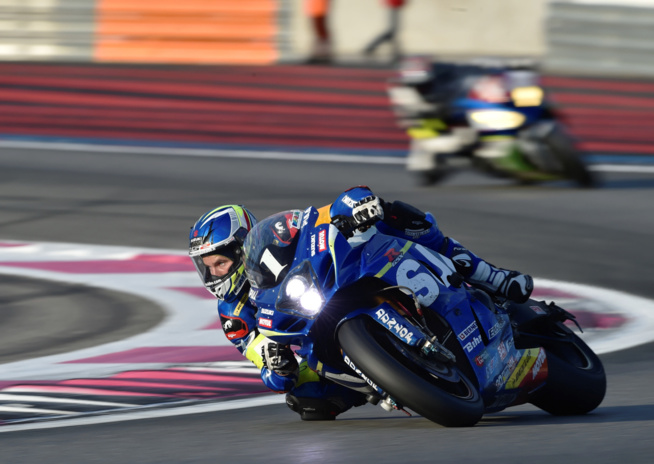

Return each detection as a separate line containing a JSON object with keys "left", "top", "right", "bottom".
{"left": 260, "top": 248, "right": 287, "bottom": 280}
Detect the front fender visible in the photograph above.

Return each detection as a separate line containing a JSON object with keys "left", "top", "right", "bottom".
{"left": 337, "top": 301, "right": 428, "bottom": 348}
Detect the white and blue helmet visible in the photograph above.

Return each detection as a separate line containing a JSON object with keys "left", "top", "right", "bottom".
{"left": 189, "top": 205, "right": 257, "bottom": 301}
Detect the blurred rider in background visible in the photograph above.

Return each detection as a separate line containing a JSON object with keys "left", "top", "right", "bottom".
{"left": 188, "top": 187, "right": 533, "bottom": 421}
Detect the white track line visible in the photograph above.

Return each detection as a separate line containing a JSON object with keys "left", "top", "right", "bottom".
{"left": 0, "top": 140, "right": 405, "bottom": 165}
{"left": 1, "top": 140, "right": 653, "bottom": 172}
{"left": 0, "top": 395, "right": 284, "bottom": 433}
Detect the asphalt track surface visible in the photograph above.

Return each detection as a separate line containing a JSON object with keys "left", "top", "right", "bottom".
{"left": 1, "top": 146, "right": 654, "bottom": 463}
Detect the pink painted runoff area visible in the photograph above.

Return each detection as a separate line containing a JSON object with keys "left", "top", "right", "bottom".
{"left": 0, "top": 254, "right": 194, "bottom": 273}
{"left": 62, "top": 346, "right": 241, "bottom": 364}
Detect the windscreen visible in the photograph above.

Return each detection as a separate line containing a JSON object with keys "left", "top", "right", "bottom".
{"left": 243, "top": 210, "right": 302, "bottom": 289}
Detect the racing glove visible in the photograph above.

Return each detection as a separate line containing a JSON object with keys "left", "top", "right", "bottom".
{"left": 261, "top": 342, "right": 299, "bottom": 377}
{"left": 351, "top": 196, "right": 385, "bottom": 232}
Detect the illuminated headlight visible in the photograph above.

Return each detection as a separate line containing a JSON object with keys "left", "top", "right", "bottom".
{"left": 285, "top": 276, "right": 308, "bottom": 299}
{"left": 511, "top": 86, "right": 544, "bottom": 107}
{"left": 467, "top": 110, "right": 526, "bottom": 131}
{"left": 276, "top": 261, "right": 325, "bottom": 318}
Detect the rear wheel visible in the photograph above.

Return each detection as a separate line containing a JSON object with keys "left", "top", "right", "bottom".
{"left": 545, "top": 124, "right": 595, "bottom": 188}
{"left": 337, "top": 317, "right": 484, "bottom": 427}
{"left": 529, "top": 322, "right": 606, "bottom": 415}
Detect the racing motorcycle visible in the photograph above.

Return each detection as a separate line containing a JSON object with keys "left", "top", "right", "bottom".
{"left": 243, "top": 208, "right": 606, "bottom": 427}
{"left": 387, "top": 56, "right": 595, "bottom": 187}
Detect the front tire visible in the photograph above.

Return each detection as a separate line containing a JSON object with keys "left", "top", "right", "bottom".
{"left": 337, "top": 317, "right": 484, "bottom": 427}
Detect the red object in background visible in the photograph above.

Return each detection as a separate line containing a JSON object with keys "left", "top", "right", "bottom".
{"left": 385, "top": 0, "right": 406, "bottom": 8}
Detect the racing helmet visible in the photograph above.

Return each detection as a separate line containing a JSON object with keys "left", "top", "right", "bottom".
{"left": 189, "top": 205, "right": 257, "bottom": 301}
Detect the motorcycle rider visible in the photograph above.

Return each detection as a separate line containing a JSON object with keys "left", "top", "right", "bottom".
{"left": 188, "top": 187, "right": 533, "bottom": 421}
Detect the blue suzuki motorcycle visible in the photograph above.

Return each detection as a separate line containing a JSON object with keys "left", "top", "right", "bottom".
{"left": 243, "top": 208, "right": 606, "bottom": 427}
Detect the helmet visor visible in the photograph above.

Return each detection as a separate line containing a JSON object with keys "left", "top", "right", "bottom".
{"left": 192, "top": 242, "right": 242, "bottom": 297}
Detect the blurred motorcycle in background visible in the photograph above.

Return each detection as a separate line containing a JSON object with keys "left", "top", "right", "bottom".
{"left": 387, "top": 56, "right": 595, "bottom": 187}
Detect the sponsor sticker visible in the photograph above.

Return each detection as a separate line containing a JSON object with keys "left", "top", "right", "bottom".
{"left": 498, "top": 341, "right": 508, "bottom": 361}
{"left": 505, "top": 348, "right": 540, "bottom": 390}
{"left": 302, "top": 207, "right": 312, "bottom": 228}
{"left": 221, "top": 316, "right": 249, "bottom": 340}
{"left": 375, "top": 308, "right": 414, "bottom": 343}
{"left": 341, "top": 195, "right": 356, "bottom": 208}
{"left": 458, "top": 321, "right": 478, "bottom": 341}
{"left": 258, "top": 317, "right": 273, "bottom": 329}
{"left": 344, "top": 355, "right": 380, "bottom": 391}
{"left": 530, "top": 305, "right": 546, "bottom": 315}
{"left": 463, "top": 335, "right": 482, "bottom": 353}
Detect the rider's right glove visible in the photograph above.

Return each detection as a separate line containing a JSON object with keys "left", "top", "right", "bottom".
{"left": 261, "top": 342, "right": 299, "bottom": 377}
{"left": 351, "top": 196, "right": 385, "bottom": 233}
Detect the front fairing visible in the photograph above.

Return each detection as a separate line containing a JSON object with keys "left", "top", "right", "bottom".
{"left": 245, "top": 206, "right": 365, "bottom": 344}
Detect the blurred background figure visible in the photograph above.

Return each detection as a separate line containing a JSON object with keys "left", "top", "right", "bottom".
{"left": 363, "top": 0, "right": 407, "bottom": 62}
{"left": 305, "top": 0, "right": 333, "bottom": 64}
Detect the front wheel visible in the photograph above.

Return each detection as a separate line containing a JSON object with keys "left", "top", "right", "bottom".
{"left": 337, "top": 317, "right": 484, "bottom": 427}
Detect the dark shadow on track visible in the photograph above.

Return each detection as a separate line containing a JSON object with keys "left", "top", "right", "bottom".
{"left": 479, "top": 404, "right": 654, "bottom": 426}
{"left": 0, "top": 274, "right": 165, "bottom": 364}
{"left": 597, "top": 178, "right": 654, "bottom": 189}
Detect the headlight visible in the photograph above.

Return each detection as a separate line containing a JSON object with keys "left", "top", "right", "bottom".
{"left": 276, "top": 261, "right": 325, "bottom": 318}
{"left": 467, "top": 110, "right": 526, "bottom": 131}
{"left": 511, "top": 86, "right": 543, "bottom": 107}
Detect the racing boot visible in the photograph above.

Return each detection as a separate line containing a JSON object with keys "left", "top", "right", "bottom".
{"left": 442, "top": 238, "right": 533, "bottom": 303}
{"left": 285, "top": 362, "right": 367, "bottom": 421}
{"left": 285, "top": 394, "right": 350, "bottom": 421}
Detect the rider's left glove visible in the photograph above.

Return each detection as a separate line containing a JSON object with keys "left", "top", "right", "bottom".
{"left": 351, "top": 196, "right": 385, "bottom": 232}
{"left": 261, "top": 342, "right": 299, "bottom": 377}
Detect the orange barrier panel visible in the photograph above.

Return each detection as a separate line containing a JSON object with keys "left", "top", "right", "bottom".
{"left": 94, "top": 0, "right": 279, "bottom": 65}
{"left": 97, "top": 0, "right": 276, "bottom": 13}
{"left": 97, "top": 19, "right": 276, "bottom": 41}
{"left": 95, "top": 41, "right": 277, "bottom": 64}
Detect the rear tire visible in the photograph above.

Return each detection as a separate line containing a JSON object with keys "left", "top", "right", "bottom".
{"left": 338, "top": 317, "right": 484, "bottom": 427}
{"left": 529, "top": 323, "right": 606, "bottom": 415}
{"left": 545, "top": 124, "right": 596, "bottom": 188}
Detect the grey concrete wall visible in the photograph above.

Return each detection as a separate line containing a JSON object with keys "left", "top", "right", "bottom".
{"left": 545, "top": 0, "right": 654, "bottom": 77}
{"left": 286, "top": 0, "right": 549, "bottom": 63}
{"left": 0, "top": 0, "right": 96, "bottom": 61}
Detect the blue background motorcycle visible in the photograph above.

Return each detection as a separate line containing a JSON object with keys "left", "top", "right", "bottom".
{"left": 243, "top": 207, "right": 605, "bottom": 426}
{"left": 388, "top": 56, "right": 595, "bottom": 187}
